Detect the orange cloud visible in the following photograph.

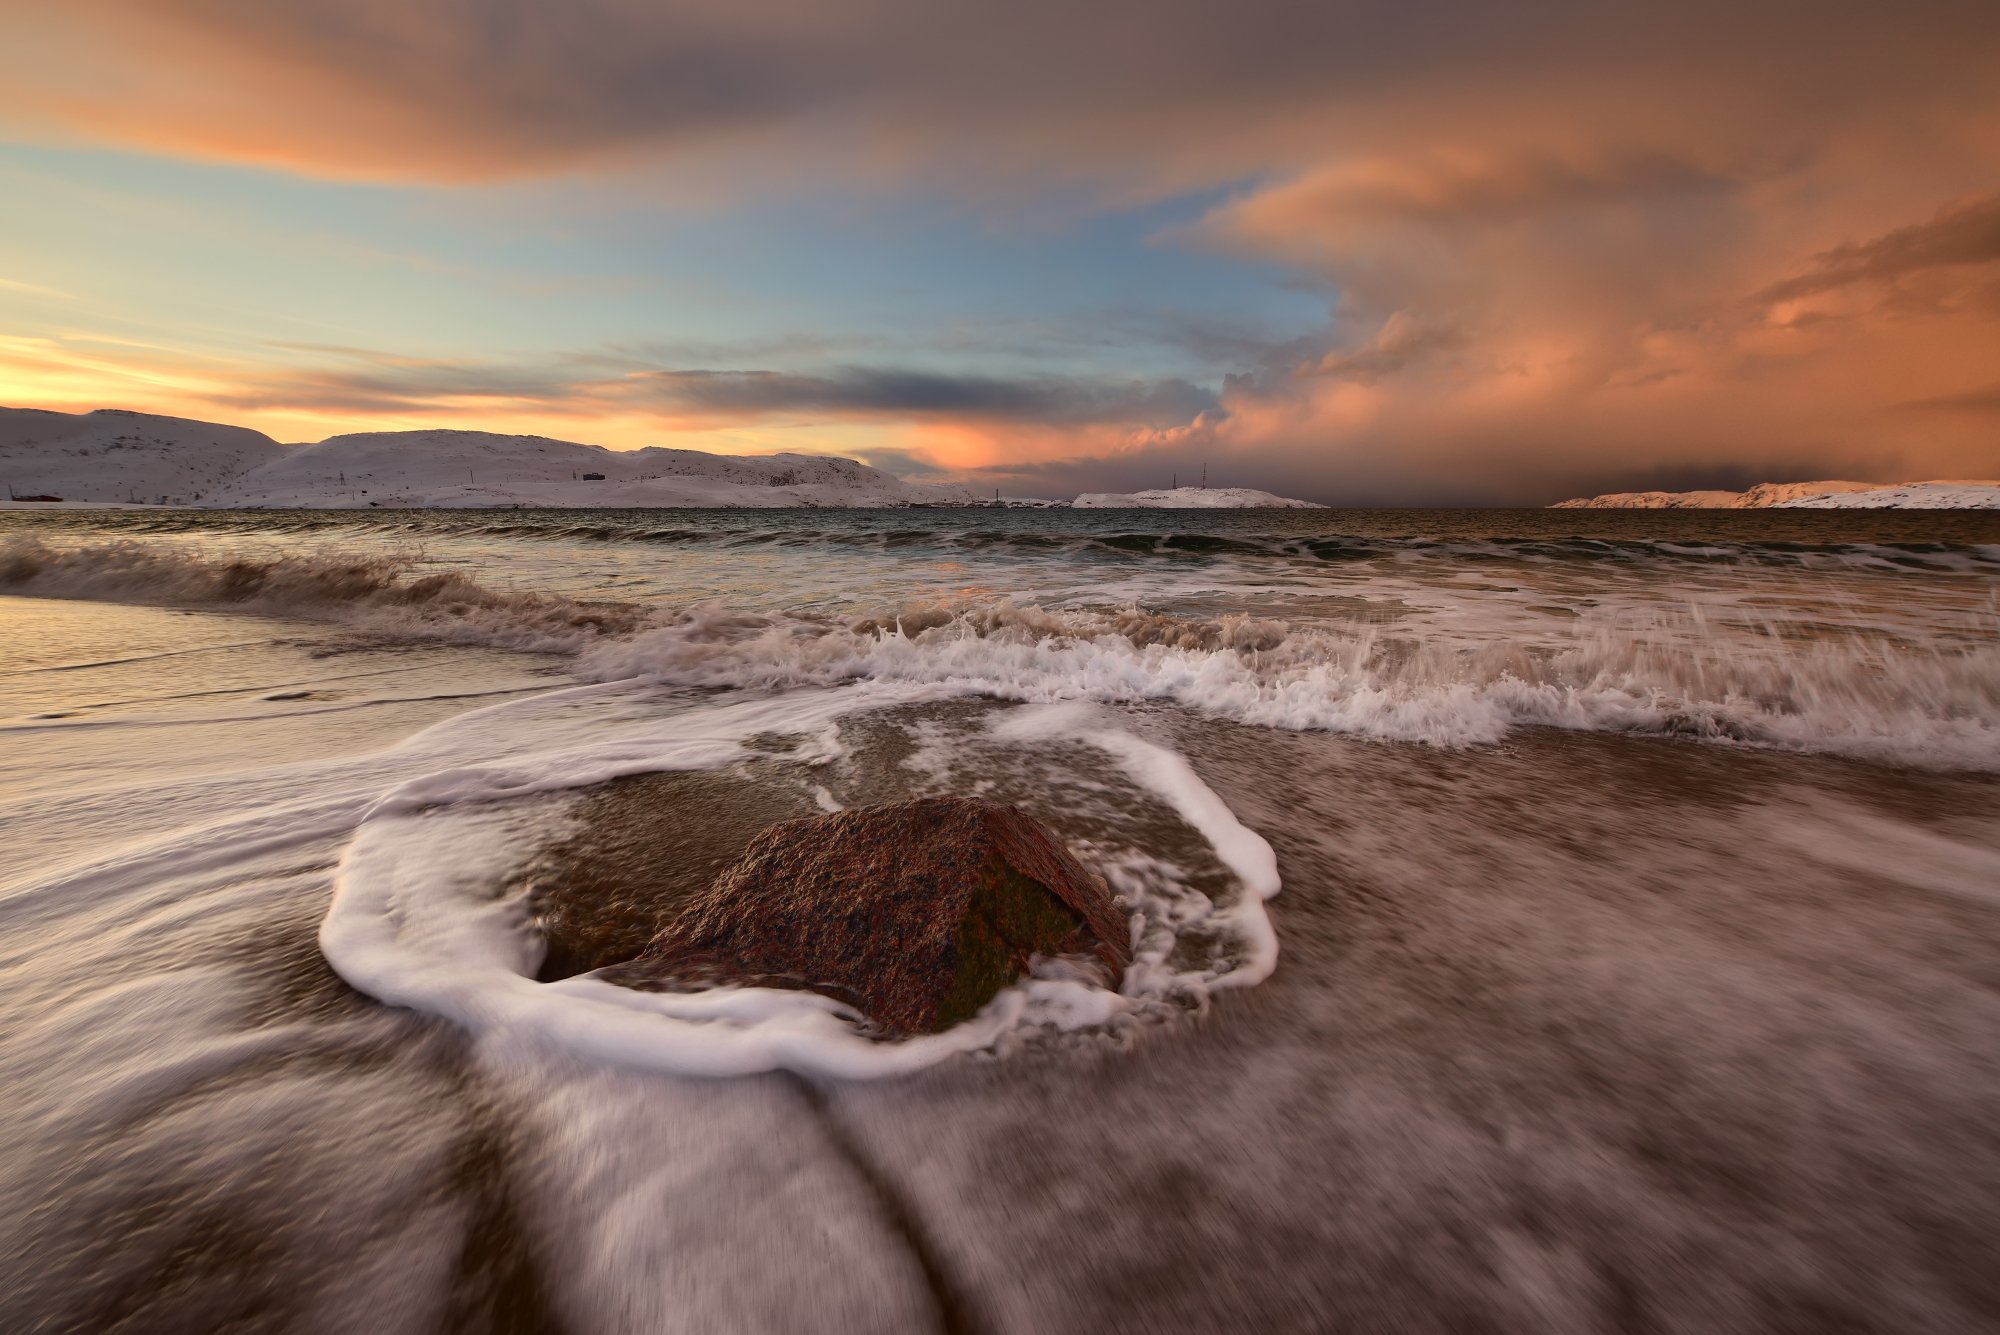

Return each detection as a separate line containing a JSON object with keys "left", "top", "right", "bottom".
{"left": 1149, "top": 136, "right": 2000, "bottom": 499}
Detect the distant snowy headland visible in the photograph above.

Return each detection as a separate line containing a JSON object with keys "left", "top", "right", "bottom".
{"left": 1552, "top": 479, "right": 2000, "bottom": 510}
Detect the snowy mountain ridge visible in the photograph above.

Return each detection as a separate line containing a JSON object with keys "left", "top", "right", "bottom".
{"left": 1, "top": 407, "right": 285, "bottom": 505}
{"left": 1, "top": 409, "right": 989, "bottom": 508}
{"left": 219, "top": 428, "right": 988, "bottom": 509}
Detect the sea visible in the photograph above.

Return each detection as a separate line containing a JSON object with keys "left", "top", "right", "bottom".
{"left": 2, "top": 505, "right": 1996, "bottom": 1334}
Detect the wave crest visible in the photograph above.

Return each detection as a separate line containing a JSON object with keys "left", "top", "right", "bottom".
{"left": 0, "top": 536, "right": 643, "bottom": 650}
{"left": 579, "top": 598, "right": 2000, "bottom": 768}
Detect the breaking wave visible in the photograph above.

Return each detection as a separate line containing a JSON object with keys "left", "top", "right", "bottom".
{"left": 0, "top": 535, "right": 643, "bottom": 651}
{"left": 577, "top": 601, "right": 2000, "bottom": 769}
{"left": 6, "top": 534, "right": 1997, "bottom": 768}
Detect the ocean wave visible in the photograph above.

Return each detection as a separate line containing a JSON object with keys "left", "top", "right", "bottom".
{"left": 451, "top": 527, "right": 1991, "bottom": 572}
{"left": 578, "top": 600, "right": 2000, "bottom": 769}
{"left": 0, "top": 535, "right": 643, "bottom": 651}
{"left": 7, "top": 535, "right": 1996, "bottom": 768}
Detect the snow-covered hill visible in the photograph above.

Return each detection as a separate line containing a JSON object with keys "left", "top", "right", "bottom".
{"left": 1071, "top": 486, "right": 1324, "bottom": 509}
{"left": 1730, "top": 481, "right": 1890, "bottom": 507}
{"left": 1775, "top": 482, "right": 2000, "bottom": 509}
{"left": 1547, "top": 488, "right": 1746, "bottom": 510}
{"left": 217, "top": 429, "right": 984, "bottom": 509}
{"left": 0, "top": 411, "right": 991, "bottom": 509}
{"left": 1552, "top": 479, "right": 2000, "bottom": 509}
{"left": 1, "top": 408, "right": 283, "bottom": 504}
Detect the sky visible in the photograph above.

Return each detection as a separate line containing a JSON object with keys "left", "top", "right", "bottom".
{"left": 1, "top": 0, "right": 1997, "bottom": 503}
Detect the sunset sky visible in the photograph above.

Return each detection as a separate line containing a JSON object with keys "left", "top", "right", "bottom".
{"left": 2, "top": 0, "right": 1997, "bottom": 502}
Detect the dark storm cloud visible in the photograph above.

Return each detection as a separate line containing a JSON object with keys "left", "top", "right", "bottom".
{"left": 213, "top": 347, "right": 1217, "bottom": 428}
{"left": 1758, "top": 192, "right": 2000, "bottom": 303}
{"left": 1897, "top": 380, "right": 2000, "bottom": 415}
{"left": 1307, "top": 314, "right": 1465, "bottom": 383}
{"left": 216, "top": 353, "right": 589, "bottom": 414}
{"left": 640, "top": 368, "right": 1214, "bottom": 426}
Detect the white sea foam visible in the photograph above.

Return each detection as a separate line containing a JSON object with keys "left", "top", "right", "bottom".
{"left": 575, "top": 601, "right": 2000, "bottom": 770}
{"left": 320, "top": 690, "right": 1282, "bottom": 1078}
{"left": 993, "top": 704, "right": 1282, "bottom": 987}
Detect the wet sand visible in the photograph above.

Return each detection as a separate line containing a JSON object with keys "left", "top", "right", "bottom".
{"left": 7, "top": 722, "right": 1999, "bottom": 1333}
{"left": 816, "top": 723, "right": 2000, "bottom": 1332}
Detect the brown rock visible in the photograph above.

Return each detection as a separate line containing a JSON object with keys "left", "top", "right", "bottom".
{"left": 606, "top": 798, "right": 1131, "bottom": 1036}
{"left": 524, "top": 770, "right": 819, "bottom": 982}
